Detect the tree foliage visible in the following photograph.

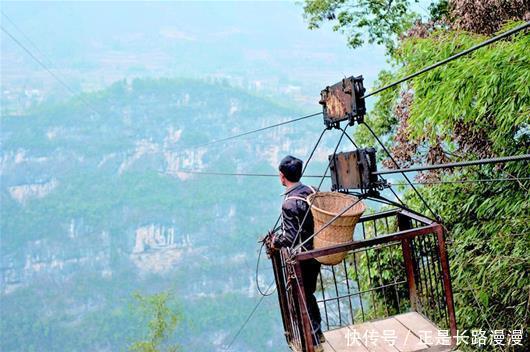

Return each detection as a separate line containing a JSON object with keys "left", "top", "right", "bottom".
{"left": 364, "top": 22, "right": 529, "bottom": 169}
{"left": 302, "top": 0, "right": 422, "bottom": 52}
{"left": 304, "top": 1, "right": 529, "bottom": 350}
{"left": 451, "top": 0, "right": 530, "bottom": 35}
{"left": 388, "top": 23, "right": 529, "bottom": 350}
{"left": 130, "top": 292, "right": 181, "bottom": 352}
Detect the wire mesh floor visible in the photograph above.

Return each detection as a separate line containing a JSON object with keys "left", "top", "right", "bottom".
{"left": 321, "top": 312, "right": 453, "bottom": 352}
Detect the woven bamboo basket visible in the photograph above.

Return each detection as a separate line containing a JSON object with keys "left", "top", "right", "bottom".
{"left": 308, "top": 192, "right": 366, "bottom": 265}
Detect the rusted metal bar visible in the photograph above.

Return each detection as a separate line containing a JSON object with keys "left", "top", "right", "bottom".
{"left": 431, "top": 233, "right": 451, "bottom": 328}
{"left": 292, "top": 260, "right": 315, "bottom": 352}
{"left": 426, "top": 233, "right": 446, "bottom": 324}
{"left": 296, "top": 223, "right": 439, "bottom": 261}
{"left": 351, "top": 247, "right": 366, "bottom": 322}
{"left": 361, "top": 221, "right": 380, "bottom": 316}
{"left": 398, "top": 213, "right": 418, "bottom": 313}
{"left": 398, "top": 209, "right": 435, "bottom": 225}
{"left": 373, "top": 219, "right": 390, "bottom": 316}
{"left": 419, "top": 234, "right": 440, "bottom": 321}
{"left": 281, "top": 249, "right": 304, "bottom": 351}
{"left": 272, "top": 250, "right": 291, "bottom": 343}
{"left": 412, "top": 235, "right": 428, "bottom": 315}
{"left": 434, "top": 226, "right": 457, "bottom": 346}
{"left": 330, "top": 265, "right": 343, "bottom": 324}
{"left": 358, "top": 208, "right": 400, "bottom": 223}
{"left": 401, "top": 238, "right": 418, "bottom": 310}
{"left": 384, "top": 216, "right": 403, "bottom": 314}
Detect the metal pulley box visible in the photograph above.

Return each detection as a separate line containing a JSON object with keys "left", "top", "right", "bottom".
{"left": 329, "top": 148, "right": 379, "bottom": 191}
{"left": 319, "top": 76, "right": 366, "bottom": 128}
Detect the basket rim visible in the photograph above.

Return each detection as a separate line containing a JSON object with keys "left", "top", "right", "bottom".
{"left": 308, "top": 191, "right": 366, "bottom": 218}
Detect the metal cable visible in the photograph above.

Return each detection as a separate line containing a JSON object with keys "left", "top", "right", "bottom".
{"left": 1, "top": 11, "right": 55, "bottom": 67}
{"left": 366, "top": 194, "right": 430, "bottom": 220}
{"left": 1, "top": 25, "right": 103, "bottom": 117}
{"left": 256, "top": 241, "right": 277, "bottom": 297}
{"left": 374, "top": 154, "right": 530, "bottom": 175}
{"left": 339, "top": 126, "right": 408, "bottom": 208}
{"left": 165, "top": 170, "right": 329, "bottom": 178}
{"left": 362, "top": 122, "right": 440, "bottom": 221}
{"left": 165, "top": 127, "right": 327, "bottom": 180}
{"left": 362, "top": 21, "right": 530, "bottom": 99}
{"left": 302, "top": 128, "right": 328, "bottom": 177}
{"left": 165, "top": 162, "right": 530, "bottom": 183}
{"left": 224, "top": 280, "right": 275, "bottom": 351}
{"left": 392, "top": 176, "right": 530, "bottom": 186}
{"left": 168, "top": 112, "right": 322, "bottom": 156}
{"left": 288, "top": 126, "right": 350, "bottom": 250}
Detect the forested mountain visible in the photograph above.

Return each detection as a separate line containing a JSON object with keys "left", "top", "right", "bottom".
{"left": 0, "top": 78, "right": 335, "bottom": 351}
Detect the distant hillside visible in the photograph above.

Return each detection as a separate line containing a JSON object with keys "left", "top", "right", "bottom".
{"left": 0, "top": 78, "right": 332, "bottom": 351}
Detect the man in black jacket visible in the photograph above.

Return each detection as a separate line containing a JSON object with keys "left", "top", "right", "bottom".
{"left": 271, "top": 155, "right": 325, "bottom": 347}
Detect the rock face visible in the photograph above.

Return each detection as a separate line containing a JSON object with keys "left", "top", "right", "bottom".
{"left": 8, "top": 178, "right": 58, "bottom": 204}
{"left": 130, "top": 224, "right": 191, "bottom": 273}
{"left": 1, "top": 225, "right": 112, "bottom": 295}
{"left": 0, "top": 78, "right": 332, "bottom": 351}
{"left": 130, "top": 247, "right": 182, "bottom": 274}
{"left": 132, "top": 224, "right": 174, "bottom": 253}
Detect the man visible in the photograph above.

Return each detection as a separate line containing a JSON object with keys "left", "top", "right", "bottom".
{"left": 271, "top": 155, "right": 325, "bottom": 348}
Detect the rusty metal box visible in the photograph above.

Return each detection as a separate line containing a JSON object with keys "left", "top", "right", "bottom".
{"left": 319, "top": 76, "right": 366, "bottom": 128}
{"left": 329, "top": 148, "right": 377, "bottom": 191}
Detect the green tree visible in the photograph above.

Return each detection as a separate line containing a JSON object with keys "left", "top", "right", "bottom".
{"left": 304, "top": 1, "right": 529, "bottom": 350}
{"left": 379, "top": 24, "right": 530, "bottom": 350}
{"left": 302, "top": 0, "right": 423, "bottom": 52}
{"left": 130, "top": 292, "right": 181, "bottom": 352}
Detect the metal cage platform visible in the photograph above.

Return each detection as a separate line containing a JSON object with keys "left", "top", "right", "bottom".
{"left": 271, "top": 209, "right": 457, "bottom": 352}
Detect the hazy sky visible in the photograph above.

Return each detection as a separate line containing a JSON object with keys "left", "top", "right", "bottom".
{"left": 1, "top": 1, "right": 390, "bottom": 104}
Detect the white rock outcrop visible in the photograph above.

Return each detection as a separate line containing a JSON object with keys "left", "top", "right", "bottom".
{"left": 8, "top": 178, "right": 58, "bottom": 204}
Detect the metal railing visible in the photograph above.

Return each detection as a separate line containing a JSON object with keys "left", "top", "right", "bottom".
{"left": 271, "top": 208, "right": 457, "bottom": 352}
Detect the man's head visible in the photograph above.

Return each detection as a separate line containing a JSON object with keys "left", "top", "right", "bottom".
{"left": 278, "top": 155, "right": 303, "bottom": 187}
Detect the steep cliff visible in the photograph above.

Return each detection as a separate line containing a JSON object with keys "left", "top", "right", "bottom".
{"left": 0, "top": 78, "right": 332, "bottom": 351}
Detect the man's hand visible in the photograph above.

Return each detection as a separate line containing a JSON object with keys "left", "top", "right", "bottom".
{"left": 264, "top": 230, "right": 277, "bottom": 258}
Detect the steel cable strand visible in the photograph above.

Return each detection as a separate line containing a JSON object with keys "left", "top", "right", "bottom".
{"left": 291, "top": 196, "right": 367, "bottom": 254}
{"left": 339, "top": 126, "right": 409, "bottom": 208}
{"left": 255, "top": 241, "right": 278, "bottom": 297}
{"left": 361, "top": 21, "right": 530, "bottom": 99}
{"left": 270, "top": 127, "right": 330, "bottom": 233}
{"left": 362, "top": 121, "right": 440, "bottom": 222}
{"left": 256, "top": 128, "right": 329, "bottom": 297}
{"left": 224, "top": 280, "right": 275, "bottom": 350}
{"left": 167, "top": 112, "right": 323, "bottom": 157}
{"left": 288, "top": 126, "right": 350, "bottom": 251}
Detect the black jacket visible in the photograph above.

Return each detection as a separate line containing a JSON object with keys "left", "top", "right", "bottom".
{"left": 274, "top": 183, "right": 316, "bottom": 250}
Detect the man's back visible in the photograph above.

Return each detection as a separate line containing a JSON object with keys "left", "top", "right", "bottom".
{"left": 273, "top": 155, "right": 324, "bottom": 348}
{"left": 274, "top": 183, "right": 316, "bottom": 250}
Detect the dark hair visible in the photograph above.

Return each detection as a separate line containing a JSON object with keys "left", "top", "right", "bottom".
{"left": 279, "top": 155, "right": 303, "bottom": 182}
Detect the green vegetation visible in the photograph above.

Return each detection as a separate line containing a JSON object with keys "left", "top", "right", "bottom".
{"left": 365, "top": 22, "right": 529, "bottom": 345}
{"left": 302, "top": 0, "right": 419, "bottom": 52}
{"left": 130, "top": 292, "right": 181, "bottom": 352}
{"left": 305, "top": 1, "right": 529, "bottom": 350}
